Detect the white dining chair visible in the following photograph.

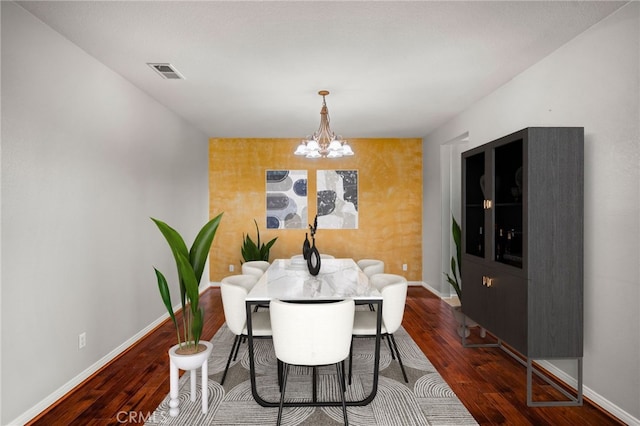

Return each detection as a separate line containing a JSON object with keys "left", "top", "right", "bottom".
{"left": 357, "top": 260, "right": 385, "bottom": 310}
{"left": 222, "top": 274, "right": 264, "bottom": 311}
{"left": 366, "top": 272, "right": 402, "bottom": 291}
{"left": 241, "top": 260, "right": 270, "bottom": 277}
{"left": 350, "top": 275, "right": 408, "bottom": 384}
{"left": 219, "top": 279, "right": 272, "bottom": 385}
{"left": 270, "top": 299, "right": 355, "bottom": 426}
{"left": 221, "top": 274, "right": 258, "bottom": 292}
{"left": 356, "top": 259, "right": 385, "bottom": 278}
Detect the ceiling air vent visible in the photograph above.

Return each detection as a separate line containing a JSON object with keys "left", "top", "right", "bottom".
{"left": 147, "top": 63, "right": 184, "bottom": 80}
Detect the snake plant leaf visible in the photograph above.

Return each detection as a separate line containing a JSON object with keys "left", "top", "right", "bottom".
{"left": 176, "top": 251, "right": 200, "bottom": 314}
{"left": 241, "top": 234, "right": 260, "bottom": 262}
{"left": 452, "top": 215, "right": 462, "bottom": 276}
{"left": 253, "top": 219, "right": 261, "bottom": 249}
{"left": 154, "top": 268, "right": 178, "bottom": 331}
{"left": 242, "top": 219, "right": 277, "bottom": 262}
{"left": 445, "top": 273, "right": 462, "bottom": 300}
{"left": 451, "top": 257, "right": 459, "bottom": 282}
{"left": 442, "top": 214, "right": 463, "bottom": 301}
{"left": 151, "top": 217, "right": 189, "bottom": 260}
{"left": 191, "top": 307, "right": 204, "bottom": 347}
{"left": 151, "top": 218, "right": 190, "bottom": 307}
{"left": 189, "top": 213, "right": 223, "bottom": 284}
{"left": 261, "top": 236, "right": 278, "bottom": 260}
{"left": 240, "top": 234, "right": 249, "bottom": 261}
{"left": 177, "top": 250, "right": 201, "bottom": 346}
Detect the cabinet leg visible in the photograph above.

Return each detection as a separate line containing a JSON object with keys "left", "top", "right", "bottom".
{"left": 527, "top": 357, "right": 583, "bottom": 407}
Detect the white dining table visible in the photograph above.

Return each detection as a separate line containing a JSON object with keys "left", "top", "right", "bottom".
{"left": 245, "top": 258, "right": 383, "bottom": 407}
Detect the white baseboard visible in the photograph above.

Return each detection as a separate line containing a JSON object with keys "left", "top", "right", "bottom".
{"left": 419, "top": 280, "right": 449, "bottom": 298}
{"left": 432, "top": 287, "right": 638, "bottom": 425}
{"left": 422, "top": 286, "right": 638, "bottom": 425}
{"left": 11, "top": 285, "right": 216, "bottom": 426}
{"left": 9, "top": 311, "right": 171, "bottom": 426}
{"left": 536, "top": 360, "right": 640, "bottom": 425}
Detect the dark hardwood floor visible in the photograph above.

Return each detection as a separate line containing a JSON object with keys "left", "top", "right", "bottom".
{"left": 28, "top": 286, "right": 623, "bottom": 425}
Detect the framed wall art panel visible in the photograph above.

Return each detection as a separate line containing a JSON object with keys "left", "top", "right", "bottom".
{"left": 266, "top": 170, "right": 307, "bottom": 229}
{"left": 316, "top": 170, "right": 358, "bottom": 229}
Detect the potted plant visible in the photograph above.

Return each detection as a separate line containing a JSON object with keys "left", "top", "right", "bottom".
{"left": 444, "top": 215, "right": 463, "bottom": 302}
{"left": 152, "top": 213, "right": 223, "bottom": 354}
{"left": 443, "top": 215, "right": 478, "bottom": 337}
{"left": 241, "top": 219, "right": 277, "bottom": 262}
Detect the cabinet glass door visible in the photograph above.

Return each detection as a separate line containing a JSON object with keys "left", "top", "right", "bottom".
{"left": 464, "top": 151, "right": 485, "bottom": 259}
{"left": 492, "top": 139, "right": 523, "bottom": 268}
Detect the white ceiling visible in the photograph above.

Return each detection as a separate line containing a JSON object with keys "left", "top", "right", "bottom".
{"left": 17, "top": 1, "right": 627, "bottom": 139}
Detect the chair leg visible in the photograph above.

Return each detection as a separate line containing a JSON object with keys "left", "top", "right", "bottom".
{"left": 233, "top": 334, "right": 244, "bottom": 361}
{"left": 312, "top": 366, "right": 317, "bottom": 402}
{"left": 221, "top": 335, "right": 240, "bottom": 385}
{"left": 388, "top": 333, "right": 408, "bottom": 383}
{"left": 385, "top": 334, "right": 396, "bottom": 360}
{"left": 277, "top": 363, "right": 289, "bottom": 426}
{"left": 348, "top": 338, "right": 354, "bottom": 385}
{"left": 254, "top": 303, "right": 269, "bottom": 312}
{"left": 277, "top": 359, "right": 282, "bottom": 391}
{"left": 336, "top": 362, "right": 349, "bottom": 426}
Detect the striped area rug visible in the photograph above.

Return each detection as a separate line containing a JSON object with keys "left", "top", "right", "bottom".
{"left": 146, "top": 324, "right": 477, "bottom": 425}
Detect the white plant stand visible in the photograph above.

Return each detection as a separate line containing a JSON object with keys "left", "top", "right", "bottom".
{"left": 168, "top": 341, "right": 213, "bottom": 417}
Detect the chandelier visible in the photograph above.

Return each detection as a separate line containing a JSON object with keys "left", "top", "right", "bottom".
{"left": 294, "top": 90, "right": 354, "bottom": 158}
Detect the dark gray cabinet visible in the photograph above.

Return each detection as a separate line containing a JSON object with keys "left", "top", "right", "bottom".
{"left": 461, "top": 127, "right": 584, "bottom": 405}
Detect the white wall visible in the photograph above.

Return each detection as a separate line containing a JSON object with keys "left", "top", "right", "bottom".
{"left": 423, "top": 3, "right": 639, "bottom": 423}
{"left": 1, "top": 2, "right": 209, "bottom": 424}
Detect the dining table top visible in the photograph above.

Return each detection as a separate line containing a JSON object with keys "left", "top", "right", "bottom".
{"left": 246, "top": 258, "right": 383, "bottom": 302}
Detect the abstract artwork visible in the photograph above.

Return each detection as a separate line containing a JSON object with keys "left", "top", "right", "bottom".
{"left": 316, "top": 170, "right": 358, "bottom": 229}
{"left": 266, "top": 170, "right": 307, "bottom": 229}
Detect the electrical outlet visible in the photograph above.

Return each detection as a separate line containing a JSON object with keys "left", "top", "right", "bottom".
{"left": 78, "top": 332, "right": 86, "bottom": 349}
{"left": 402, "top": 264, "right": 408, "bottom": 271}
{"left": 229, "top": 264, "right": 234, "bottom": 272}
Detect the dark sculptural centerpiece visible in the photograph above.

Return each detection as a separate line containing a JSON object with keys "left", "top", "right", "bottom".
{"left": 302, "top": 233, "right": 311, "bottom": 260}
{"left": 306, "top": 215, "right": 321, "bottom": 276}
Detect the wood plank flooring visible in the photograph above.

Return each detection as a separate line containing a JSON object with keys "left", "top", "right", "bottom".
{"left": 27, "top": 286, "right": 623, "bottom": 425}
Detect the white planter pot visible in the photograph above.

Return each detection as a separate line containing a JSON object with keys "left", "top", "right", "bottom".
{"left": 169, "top": 341, "right": 213, "bottom": 370}
{"left": 168, "top": 341, "right": 213, "bottom": 417}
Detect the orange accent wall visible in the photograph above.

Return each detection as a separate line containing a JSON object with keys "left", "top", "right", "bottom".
{"left": 208, "top": 138, "right": 422, "bottom": 281}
